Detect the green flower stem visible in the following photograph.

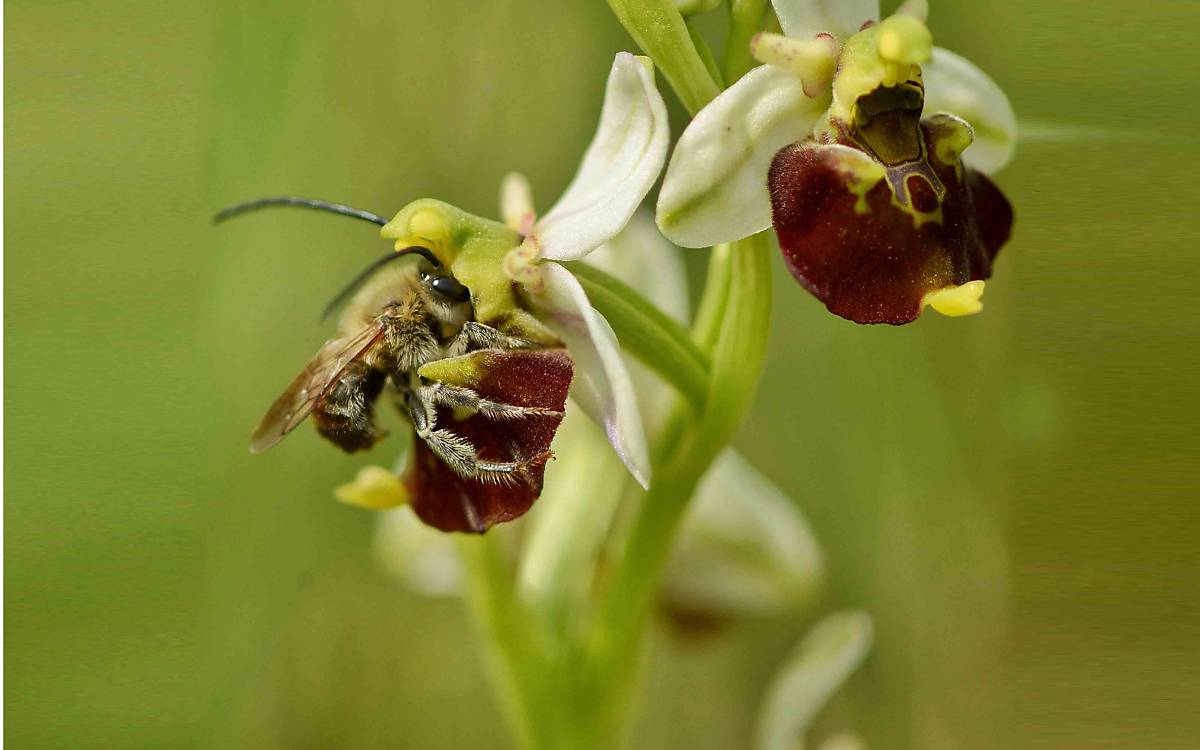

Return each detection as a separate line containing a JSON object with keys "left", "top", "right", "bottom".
{"left": 604, "top": 0, "right": 721, "bottom": 115}
{"left": 702, "top": 231, "right": 773, "bottom": 437}
{"left": 566, "top": 261, "right": 711, "bottom": 413}
{"left": 457, "top": 534, "right": 550, "bottom": 750}
{"left": 690, "top": 241, "right": 732, "bottom": 351}
{"left": 723, "top": 0, "right": 770, "bottom": 83}
{"left": 590, "top": 230, "right": 773, "bottom": 685}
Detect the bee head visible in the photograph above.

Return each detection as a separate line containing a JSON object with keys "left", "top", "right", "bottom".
{"left": 418, "top": 267, "right": 470, "bottom": 304}
{"left": 321, "top": 246, "right": 471, "bottom": 322}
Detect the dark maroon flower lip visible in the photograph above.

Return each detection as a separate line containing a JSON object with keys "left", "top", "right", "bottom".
{"left": 405, "top": 348, "right": 573, "bottom": 533}
{"left": 768, "top": 102, "right": 1013, "bottom": 325}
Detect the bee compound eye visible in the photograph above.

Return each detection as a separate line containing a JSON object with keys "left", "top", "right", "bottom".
{"left": 430, "top": 275, "right": 470, "bottom": 303}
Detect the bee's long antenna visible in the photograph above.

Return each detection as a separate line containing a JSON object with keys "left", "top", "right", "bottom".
{"left": 321, "top": 246, "right": 443, "bottom": 321}
{"left": 213, "top": 196, "right": 390, "bottom": 226}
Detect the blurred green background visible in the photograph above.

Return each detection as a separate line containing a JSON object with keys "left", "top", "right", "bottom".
{"left": 6, "top": 1, "right": 1198, "bottom": 748}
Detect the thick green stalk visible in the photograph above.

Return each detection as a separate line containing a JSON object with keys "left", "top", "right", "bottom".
{"left": 590, "top": 231, "right": 773, "bottom": 689}
{"left": 723, "top": 0, "right": 770, "bottom": 83}
{"left": 690, "top": 242, "right": 732, "bottom": 351}
{"left": 701, "top": 230, "right": 774, "bottom": 438}
{"left": 604, "top": 0, "right": 721, "bottom": 115}
{"left": 457, "top": 535, "right": 549, "bottom": 750}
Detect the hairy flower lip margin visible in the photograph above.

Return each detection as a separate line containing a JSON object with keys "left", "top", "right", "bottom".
{"left": 655, "top": 0, "right": 1017, "bottom": 250}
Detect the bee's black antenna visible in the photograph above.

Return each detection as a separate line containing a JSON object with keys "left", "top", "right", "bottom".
{"left": 213, "top": 196, "right": 390, "bottom": 226}
{"left": 321, "top": 246, "right": 443, "bottom": 321}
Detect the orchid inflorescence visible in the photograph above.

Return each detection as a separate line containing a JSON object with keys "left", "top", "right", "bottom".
{"left": 224, "top": 0, "right": 1017, "bottom": 747}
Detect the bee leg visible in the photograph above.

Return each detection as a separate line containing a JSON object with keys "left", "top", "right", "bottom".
{"left": 405, "top": 389, "right": 545, "bottom": 484}
{"left": 420, "top": 383, "right": 563, "bottom": 421}
{"left": 446, "top": 322, "right": 535, "bottom": 357}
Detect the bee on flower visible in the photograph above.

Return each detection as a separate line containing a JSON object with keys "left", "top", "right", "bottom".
{"left": 219, "top": 53, "right": 668, "bottom": 532}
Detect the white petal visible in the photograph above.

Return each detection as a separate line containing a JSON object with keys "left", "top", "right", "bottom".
{"left": 583, "top": 210, "right": 689, "bottom": 324}
{"left": 771, "top": 0, "right": 879, "bottom": 40}
{"left": 532, "top": 263, "right": 650, "bottom": 488}
{"left": 535, "top": 53, "right": 670, "bottom": 261}
{"left": 499, "top": 171, "right": 536, "bottom": 233}
{"left": 663, "top": 451, "right": 823, "bottom": 616}
{"left": 656, "top": 65, "right": 826, "bottom": 248}
{"left": 755, "top": 611, "right": 874, "bottom": 750}
{"left": 922, "top": 47, "right": 1017, "bottom": 173}
{"left": 581, "top": 211, "right": 690, "bottom": 431}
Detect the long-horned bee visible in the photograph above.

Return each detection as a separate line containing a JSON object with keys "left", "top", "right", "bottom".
{"left": 216, "top": 196, "right": 573, "bottom": 533}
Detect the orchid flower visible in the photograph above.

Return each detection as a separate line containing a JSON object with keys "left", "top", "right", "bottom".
{"left": 496, "top": 51, "right": 670, "bottom": 488}
{"left": 656, "top": 0, "right": 1018, "bottom": 324}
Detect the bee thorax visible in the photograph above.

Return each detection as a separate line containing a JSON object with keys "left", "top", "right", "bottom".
{"left": 382, "top": 314, "right": 441, "bottom": 372}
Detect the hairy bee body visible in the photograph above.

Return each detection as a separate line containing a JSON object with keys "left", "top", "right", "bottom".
{"left": 310, "top": 264, "right": 466, "bottom": 452}
{"left": 221, "top": 198, "right": 575, "bottom": 532}
{"left": 251, "top": 251, "right": 565, "bottom": 496}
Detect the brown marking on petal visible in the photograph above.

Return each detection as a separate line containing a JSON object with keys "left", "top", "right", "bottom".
{"left": 768, "top": 121, "right": 1013, "bottom": 325}
{"left": 406, "top": 348, "right": 573, "bottom": 533}
{"left": 906, "top": 173, "right": 939, "bottom": 213}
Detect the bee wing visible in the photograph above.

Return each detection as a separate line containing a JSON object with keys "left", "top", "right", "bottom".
{"left": 249, "top": 322, "right": 387, "bottom": 454}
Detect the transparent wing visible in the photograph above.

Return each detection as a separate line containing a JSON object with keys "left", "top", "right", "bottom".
{"left": 249, "top": 323, "right": 386, "bottom": 454}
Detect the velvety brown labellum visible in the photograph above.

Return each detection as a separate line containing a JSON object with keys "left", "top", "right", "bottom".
{"left": 406, "top": 348, "right": 572, "bottom": 533}
{"left": 768, "top": 120, "right": 1013, "bottom": 325}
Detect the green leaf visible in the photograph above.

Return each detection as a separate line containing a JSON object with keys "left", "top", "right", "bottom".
{"left": 604, "top": 0, "right": 722, "bottom": 115}
{"left": 564, "top": 260, "right": 710, "bottom": 413}
{"left": 687, "top": 19, "right": 725, "bottom": 89}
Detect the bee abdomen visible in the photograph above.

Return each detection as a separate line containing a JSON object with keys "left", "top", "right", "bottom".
{"left": 313, "top": 363, "right": 386, "bottom": 452}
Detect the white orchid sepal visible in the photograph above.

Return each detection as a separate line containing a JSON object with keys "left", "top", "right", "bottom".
{"left": 507, "top": 52, "right": 670, "bottom": 268}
